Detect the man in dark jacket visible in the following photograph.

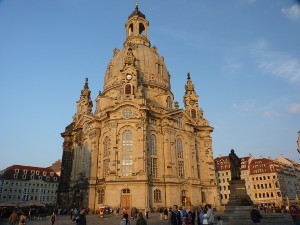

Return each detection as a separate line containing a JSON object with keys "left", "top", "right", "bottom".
{"left": 250, "top": 206, "right": 263, "bottom": 224}
{"left": 168, "top": 205, "right": 183, "bottom": 225}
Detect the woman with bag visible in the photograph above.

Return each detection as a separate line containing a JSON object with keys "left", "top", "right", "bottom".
{"left": 49, "top": 212, "right": 56, "bottom": 225}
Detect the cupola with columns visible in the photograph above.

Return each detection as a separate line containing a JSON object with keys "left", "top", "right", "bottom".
{"left": 124, "top": 2, "right": 150, "bottom": 47}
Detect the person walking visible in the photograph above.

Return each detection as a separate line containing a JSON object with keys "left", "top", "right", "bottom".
{"left": 202, "top": 209, "right": 208, "bottom": 225}
{"left": 216, "top": 216, "right": 223, "bottom": 225}
{"left": 250, "top": 205, "right": 263, "bottom": 224}
{"left": 49, "top": 211, "right": 56, "bottom": 225}
{"left": 136, "top": 212, "right": 147, "bottom": 225}
{"left": 199, "top": 209, "right": 204, "bottom": 225}
{"left": 18, "top": 213, "right": 26, "bottom": 225}
{"left": 75, "top": 208, "right": 86, "bottom": 225}
{"left": 120, "top": 213, "right": 131, "bottom": 225}
{"left": 168, "top": 205, "right": 183, "bottom": 225}
{"left": 159, "top": 207, "right": 163, "bottom": 220}
{"left": 204, "top": 205, "right": 214, "bottom": 225}
{"left": 9, "top": 211, "right": 18, "bottom": 225}
{"left": 163, "top": 208, "right": 168, "bottom": 220}
{"left": 188, "top": 208, "right": 196, "bottom": 225}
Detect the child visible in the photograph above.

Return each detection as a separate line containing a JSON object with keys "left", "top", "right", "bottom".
{"left": 217, "top": 216, "right": 223, "bottom": 225}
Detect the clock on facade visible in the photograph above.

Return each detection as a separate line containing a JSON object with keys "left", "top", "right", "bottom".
{"left": 126, "top": 74, "right": 132, "bottom": 80}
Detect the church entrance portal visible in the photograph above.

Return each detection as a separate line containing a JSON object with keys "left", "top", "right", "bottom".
{"left": 121, "top": 189, "right": 131, "bottom": 209}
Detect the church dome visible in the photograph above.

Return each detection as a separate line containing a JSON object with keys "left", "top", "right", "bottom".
{"left": 101, "top": 6, "right": 174, "bottom": 108}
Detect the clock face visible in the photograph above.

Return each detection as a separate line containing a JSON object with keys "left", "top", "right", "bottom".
{"left": 189, "top": 99, "right": 195, "bottom": 105}
{"left": 126, "top": 74, "right": 132, "bottom": 80}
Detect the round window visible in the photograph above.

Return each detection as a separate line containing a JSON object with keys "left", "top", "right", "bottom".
{"left": 122, "top": 108, "right": 133, "bottom": 118}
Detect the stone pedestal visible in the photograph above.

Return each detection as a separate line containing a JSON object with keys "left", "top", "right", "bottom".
{"left": 221, "top": 179, "right": 294, "bottom": 224}
{"left": 227, "top": 179, "right": 253, "bottom": 206}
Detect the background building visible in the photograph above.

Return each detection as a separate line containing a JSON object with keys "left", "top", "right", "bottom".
{"left": 57, "top": 5, "right": 219, "bottom": 211}
{"left": 215, "top": 154, "right": 300, "bottom": 207}
{"left": 0, "top": 165, "right": 59, "bottom": 206}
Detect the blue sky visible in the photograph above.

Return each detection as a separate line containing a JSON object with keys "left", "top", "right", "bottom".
{"left": 0, "top": 0, "right": 300, "bottom": 170}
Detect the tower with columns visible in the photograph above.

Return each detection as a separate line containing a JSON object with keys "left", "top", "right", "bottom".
{"left": 57, "top": 5, "right": 219, "bottom": 211}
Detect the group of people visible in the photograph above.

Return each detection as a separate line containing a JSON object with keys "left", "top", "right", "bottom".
{"left": 8, "top": 211, "right": 26, "bottom": 225}
{"left": 168, "top": 204, "right": 222, "bottom": 225}
{"left": 120, "top": 212, "right": 147, "bottom": 225}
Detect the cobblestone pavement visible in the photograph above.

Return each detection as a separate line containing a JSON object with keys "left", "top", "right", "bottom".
{"left": 0, "top": 213, "right": 169, "bottom": 225}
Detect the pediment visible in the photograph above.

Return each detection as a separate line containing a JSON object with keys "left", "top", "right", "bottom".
{"left": 74, "top": 114, "right": 95, "bottom": 130}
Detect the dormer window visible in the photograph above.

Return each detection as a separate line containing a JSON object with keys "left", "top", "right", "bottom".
{"left": 43, "top": 171, "right": 47, "bottom": 176}
{"left": 36, "top": 171, "right": 40, "bottom": 175}
{"left": 23, "top": 170, "right": 27, "bottom": 174}
{"left": 50, "top": 172, "right": 54, "bottom": 176}
{"left": 53, "top": 177, "right": 57, "bottom": 181}
{"left": 191, "top": 109, "right": 196, "bottom": 118}
{"left": 31, "top": 170, "right": 35, "bottom": 174}
{"left": 15, "top": 169, "right": 19, "bottom": 173}
{"left": 125, "top": 84, "right": 131, "bottom": 95}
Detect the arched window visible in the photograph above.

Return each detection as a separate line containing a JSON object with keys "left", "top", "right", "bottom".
{"left": 125, "top": 84, "right": 131, "bottom": 95}
{"left": 150, "top": 134, "right": 157, "bottom": 155}
{"left": 191, "top": 109, "right": 196, "bottom": 118}
{"left": 154, "top": 189, "right": 161, "bottom": 202}
{"left": 177, "top": 139, "right": 183, "bottom": 159}
{"left": 129, "top": 23, "right": 134, "bottom": 36}
{"left": 104, "top": 136, "right": 110, "bottom": 157}
{"left": 122, "top": 130, "right": 132, "bottom": 152}
{"left": 122, "top": 189, "right": 131, "bottom": 194}
{"left": 195, "top": 145, "right": 200, "bottom": 178}
{"left": 98, "top": 189, "right": 105, "bottom": 204}
{"left": 166, "top": 96, "right": 172, "bottom": 108}
{"left": 139, "top": 23, "right": 145, "bottom": 35}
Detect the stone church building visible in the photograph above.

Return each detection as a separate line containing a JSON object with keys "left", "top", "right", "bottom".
{"left": 57, "top": 5, "right": 219, "bottom": 211}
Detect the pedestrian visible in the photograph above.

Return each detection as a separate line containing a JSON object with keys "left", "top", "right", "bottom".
{"left": 49, "top": 211, "right": 56, "bottom": 225}
{"left": 202, "top": 209, "right": 208, "bottom": 225}
{"left": 188, "top": 208, "right": 196, "bottom": 225}
{"left": 131, "top": 208, "right": 135, "bottom": 220}
{"left": 204, "top": 205, "right": 214, "bottom": 225}
{"left": 136, "top": 212, "right": 147, "bottom": 225}
{"left": 168, "top": 205, "right": 183, "bottom": 225}
{"left": 73, "top": 208, "right": 79, "bottom": 218}
{"left": 18, "top": 213, "right": 26, "bottom": 225}
{"left": 250, "top": 205, "right": 263, "bottom": 224}
{"left": 199, "top": 209, "right": 204, "bottom": 225}
{"left": 75, "top": 208, "right": 86, "bottom": 225}
{"left": 163, "top": 207, "right": 168, "bottom": 220}
{"left": 159, "top": 207, "right": 163, "bottom": 220}
{"left": 9, "top": 211, "right": 18, "bottom": 225}
{"left": 70, "top": 208, "right": 74, "bottom": 220}
{"left": 120, "top": 213, "right": 131, "bottom": 225}
{"left": 216, "top": 216, "right": 223, "bottom": 225}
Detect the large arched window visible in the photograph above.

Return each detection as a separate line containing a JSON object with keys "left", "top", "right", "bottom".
{"left": 104, "top": 136, "right": 110, "bottom": 157}
{"left": 122, "top": 130, "right": 133, "bottom": 152}
{"left": 150, "top": 134, "right": 157, "bottom": 155}
{"left": 177, "top": 139, "right": 183, "bottom": 159}
{"left": 154, "top": 189, "right": 161, "bottom": 202}
{"left": 98, "top": 189, "right": 105, "bottom": 204}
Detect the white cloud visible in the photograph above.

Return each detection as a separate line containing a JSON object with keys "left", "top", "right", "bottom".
{"left": 288, "top": 103, "right": 300, "bottom": 114}
{"left": 250, "top": 39, "right": 300, "bottom": 83}
{"left": 263, "top": 110, "right": 280, "bottom": 118}
{"left": 232, "top": 100, "right": 256, "bottom": 112}
{"left": 282, "top": 4, "right": 300, "bottom": 21}
{"left": 222, "top": 59, "right": 243, "bottom": 76}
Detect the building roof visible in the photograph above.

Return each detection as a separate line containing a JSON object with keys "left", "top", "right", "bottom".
{"left": 249, "top": 158, "right": 283, "bottom": 175}
{"left": 0, "top": 165, "right": 59, "bottom": 182}
{"left": 214, "top": 156, "right": 250, "bottom": 171}
{"left": 128, "top": 6, "right": 146, "bottom": 19}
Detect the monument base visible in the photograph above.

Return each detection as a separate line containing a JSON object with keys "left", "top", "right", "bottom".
{"left": 227, "top": 179, "right": 253, "bottom": 206}
{"left": 222, "top": 179, "right": 293, "bottom": 224}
